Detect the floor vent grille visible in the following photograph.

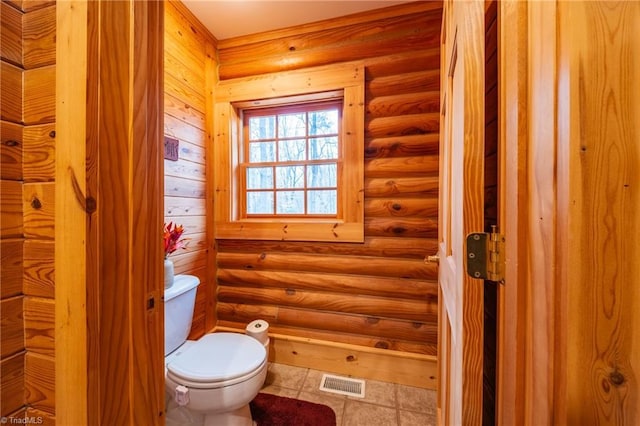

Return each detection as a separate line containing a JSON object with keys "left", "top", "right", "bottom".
{"left": 319, "top": 374, "right": 365, "bottom": 398}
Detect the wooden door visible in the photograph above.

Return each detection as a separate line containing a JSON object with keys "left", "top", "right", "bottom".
{"left": 437, "top": 1, "right": 486, "bottom": 424}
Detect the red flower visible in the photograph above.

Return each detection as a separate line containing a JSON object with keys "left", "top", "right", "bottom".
{"left": 163, "top": 222, "right": 187, "bottom": 257}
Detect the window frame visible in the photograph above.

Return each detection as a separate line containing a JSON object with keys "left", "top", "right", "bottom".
{"left": 213, "top": 62, "right": 365, "bottom": 242}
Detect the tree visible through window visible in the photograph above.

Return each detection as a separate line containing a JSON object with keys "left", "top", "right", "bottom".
{"left": 242, "top": 101, "right": 342, "bottom": 217}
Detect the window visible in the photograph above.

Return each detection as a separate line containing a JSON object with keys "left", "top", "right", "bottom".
{"left": 242, "top": 101, "right": 341, "bottom": 217}
{"left": 214, "top": 62, "right": 364, "bottom": 242}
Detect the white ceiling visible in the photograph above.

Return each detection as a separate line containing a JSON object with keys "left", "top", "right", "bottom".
{"left": 182, "top": 0, "right": 414, "bottom": 40}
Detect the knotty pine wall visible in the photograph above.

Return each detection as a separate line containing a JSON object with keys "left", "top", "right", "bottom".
{"left": 0, "top": 0, "right": 56, "bottom": 423}
{"left": 164, "top": 1, "right": 217, "bottom": 339}
{"left": 214, "top": 2, "right": 442, "bottom": 357}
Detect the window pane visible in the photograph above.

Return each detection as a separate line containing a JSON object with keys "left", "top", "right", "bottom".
{"left": 278, "top": 113, "right": 306, "bottom": 137}
{"left": 309, "top": 136, "right": 338, "bottom": 160}
{"left": 307, "top": 164, "right": 336, "bottom": 188}
{"left": 278, "top": 139, "right": 306, "bottom": 162}
{"left": 246, "top": 167, "right": 273, "bottom": 189}
{"left": 276, "top": 191, "right": 304, "bottom": 214}
{"left": 249, "top": 115, "right": 275, "bottom": 140}
{"left": 309, "top": 109, "right": 338, "bottom": 135}
{"left": 276, "top": 166, "right": 304, "bottom": 189}
{"left": 247, "top": 191, "right": 274, "bottom": 214}
{"left": 249, "top": 141, "right": 275, "bottom": 163}
{"left": 308, "top": 190, "right": 337, "bottom": 214}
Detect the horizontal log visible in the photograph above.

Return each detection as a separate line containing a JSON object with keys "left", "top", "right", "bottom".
{"left": 23, "top": 65, "right": 55, "bottom": 124}
{"left": 25, "top": 352, "right": 54, "bottom": 414}
{"left": 164, "top": 92, "right": 206, "bottom": 131}
{"left": 0, "top": 239, "right": 23, "bottom": 298}
{"left": 218, "top": 268, "right": 437, "bottom": 298}
{"left": 22, "top": 4, "right": 56, "bottom": 68}
{"left": 165, "top": 175, "right": 205, "bottom": 199}
{"left": 364, "top": 176, "right": 438, "bottom": 197}
{"left": 365, "top": 154, "right": 439, "bottom": 178}
{"left": 217, "top": 251, "right": 437, "bottom": 280}
{"left": 364, "top": 197, "right": 438, "bottom": 218}
{"left": 366, "top": 113, "right": 439, "bottom": 138}
{"left": 1, "top": 296, "right": 24, "bottom": 358}
{"left": 365, "top": 217, "right": 438, "bottom": 239}
{"left": 364, "top": 49, "right": 440, "bottom": 79}
{"left": 23, "top": 239, "right": 54, "bottom": 298}
{"left": 1, "top": 352, "right": 25, "bottom": 416}
{"left": 1, "top": 180, "right": 23, "bottom": 238}
{"left": 23, "top": 123, "right": 56, "bottom": 182}
{"left": 365, "top": 134, "right": 439, "bottom": 159}
{"left": 367, "top": 70, "right": 440, "bottom": 98}
{"left": 217, "top": 237, "right": 438, "bottom": 259}
{"left": 216, "top": 304, "right": 436, "bottom": 345}
{"left": 1, "top": 121, "right": 23, "bottom": 180}
{"left": 164, "top": 195, "right": 206, "bottom": 217}
{"left": 219, "top": 12, "right": 440, "bottom": 65}
{"left": 23, "top": 182, "right": 54, "bottom": 240}
{"left": 1, "top": 62, "right": 22, "bottom": 123}
{"left": 1, "top": 2, "right": 22, "bottom": 66}
{"left": 367, "top": 91, "right": 440, "bottom": 118}
{"left": 217, "top": 286, "right": 435, "bottom": 322}
{"left": 24, "top": 296, "right": 54, "bottom": 356}
{"left": 215, "top": 320, "right": 436, "bottom": 355}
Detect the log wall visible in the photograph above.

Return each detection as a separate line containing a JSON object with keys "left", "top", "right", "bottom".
{"left": 164, "top": 1, "right": 217, "bottom": 338}
{"left": 214, "top": 2, "right": 442, "bottom": 358}
{"left": 0, "top": 0, "right": 56, "bottom": 423}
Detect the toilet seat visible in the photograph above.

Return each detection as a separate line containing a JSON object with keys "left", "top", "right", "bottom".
{"left": 166, "top": 333, "right": 266, "bottom": 389}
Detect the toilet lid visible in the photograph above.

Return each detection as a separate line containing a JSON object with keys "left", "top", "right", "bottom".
{"left": 166, "top": 333, "right": 266, "bottom": 383}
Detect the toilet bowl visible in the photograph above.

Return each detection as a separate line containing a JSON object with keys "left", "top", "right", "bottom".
{"left": 164, "top": 275, "right": 268, "bottom": 426}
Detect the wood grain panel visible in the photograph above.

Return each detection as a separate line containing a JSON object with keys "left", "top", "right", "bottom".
{"left": 23, "top": 240, "right": 54, "bottom": 298}
{"left": 164, "top": 195, "right": 206, "bottom": 217}
{"left": 0, "top": 296, "right": 24, "bottom": 358}
{"left": 367, "top": 113, "right": 439, "bottom": 138}
{"left": 22, "top": 182, "right": 54, "bottom": 239}
{"left": 164, "top": 92, "right": 205, "bottom": 130}
{"left": 367, "top": 91, "right": 440, "bottom": 118}
{"left": 0, "top": 120, "right": 23, "bottom": 180}
{"left": 1, "top": 62, "right": 22, "bottom": 123}
{"left": 164, "top": 175, "right": 205, "bottom": 199}
{"left": 0, "top": 239, "right": 23, "bottom": 298}
{"left": 164, "top": 157, "right": 205, "bottom": 181}
{"left": 23, "top": 65, "right": 55, "bottom": 124}
{"left": 23, "top": 123, "right": 56, "bottom": 182}
{"left": 19, "top": 1, "right": 55, "bottom": 13}
{"left": 365, "top": 154, "right": 439, "bottom": 178}
{"left": 1, "top": 180, "right": 23, "bottom": 238}
{"left": 0, "top": 352, "right": 25, "bottom": 416}
{"left": 24, "top": 297, "right": 54, "bottom": 356}
{"left": 22, "top": 4, "right": 56, "bottom": 68}
{"left": 367, "top": 70, "right": 440, "bottom": 98}
{"left": 1, "top": 2, "right": 23, "bottom": 66}
{"left": 171, "top": 250, "right": 207, "bottom": 275}
{"left": 25, "top": 408, "right": 55, "bottom": 426}
{"left": 365, "top": 134, "right": 439, "bottom": 159}
{"left": 24, "top": 352, "right": 54, "bottom": 414}
{"left": 164, "top": 72, "right": 206, "bottom": 115}
{"left": 364, "top": 48, "right": 440, "bottom": 79}
{"left": 164, "top": 49, "right": 205, "bottom": 99}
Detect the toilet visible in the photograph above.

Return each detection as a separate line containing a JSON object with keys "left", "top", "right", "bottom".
{"left": 164, "top": 275, "right": 268, "bottom": 426}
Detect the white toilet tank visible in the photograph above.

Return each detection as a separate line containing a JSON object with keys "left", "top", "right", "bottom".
{"left": 164, "top": 274, "right": 200, "bottom": 356}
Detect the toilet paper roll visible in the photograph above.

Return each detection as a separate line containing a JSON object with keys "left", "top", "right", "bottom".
{"left": 246, "top": 319, "right": 269, "bottom": 344}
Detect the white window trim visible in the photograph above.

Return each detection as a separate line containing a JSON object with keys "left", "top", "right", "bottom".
{"left": 213, "top": 61, "right": 365, "bottom": 242}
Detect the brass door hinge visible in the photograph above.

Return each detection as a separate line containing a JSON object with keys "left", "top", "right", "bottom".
{"left": 466, "top": 225, "right": 505, "bottom": 283}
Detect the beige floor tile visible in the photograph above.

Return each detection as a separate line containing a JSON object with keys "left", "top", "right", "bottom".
{"left": 396, "top": 385, "right": 437, "bottom": 415}
{"left": 300, "top": 368, "right": 332, "bottom": 394}
{"left": 399, "top": 409, "right": 436, "bottom": 426}
{"left": 264, "top": 363, "right": 309, "bottom": 390}
{"left": 342, "top": 400, "right": 398, "bottom": 426}
{"left": 259, "top": 383, "right": 300, "bottom": 398}
{"left": 349, "top": 378, "right": 396, "bottom": 408}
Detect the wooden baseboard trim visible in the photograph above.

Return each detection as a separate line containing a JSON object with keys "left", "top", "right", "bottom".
{"left": 213, "top": 326, "right": 437, "bottom": 389}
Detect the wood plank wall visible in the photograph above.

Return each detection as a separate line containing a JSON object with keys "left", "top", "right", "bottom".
{"left": 214, "top": 2, "right": 442, "bottom": 356}
{"left": 163, "top": 1, "right": 217, "bottom": 339}
{"left": 0, "top": 0, "right": 56, "bottom": 423}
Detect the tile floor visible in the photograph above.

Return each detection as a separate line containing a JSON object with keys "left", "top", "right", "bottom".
{"left": 261, "top": 363, "right": 437, "bottom": 426}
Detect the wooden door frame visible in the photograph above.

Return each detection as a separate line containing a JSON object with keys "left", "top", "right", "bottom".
{"left": 56, "top": 1, "right": 165, "bottom": 424}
